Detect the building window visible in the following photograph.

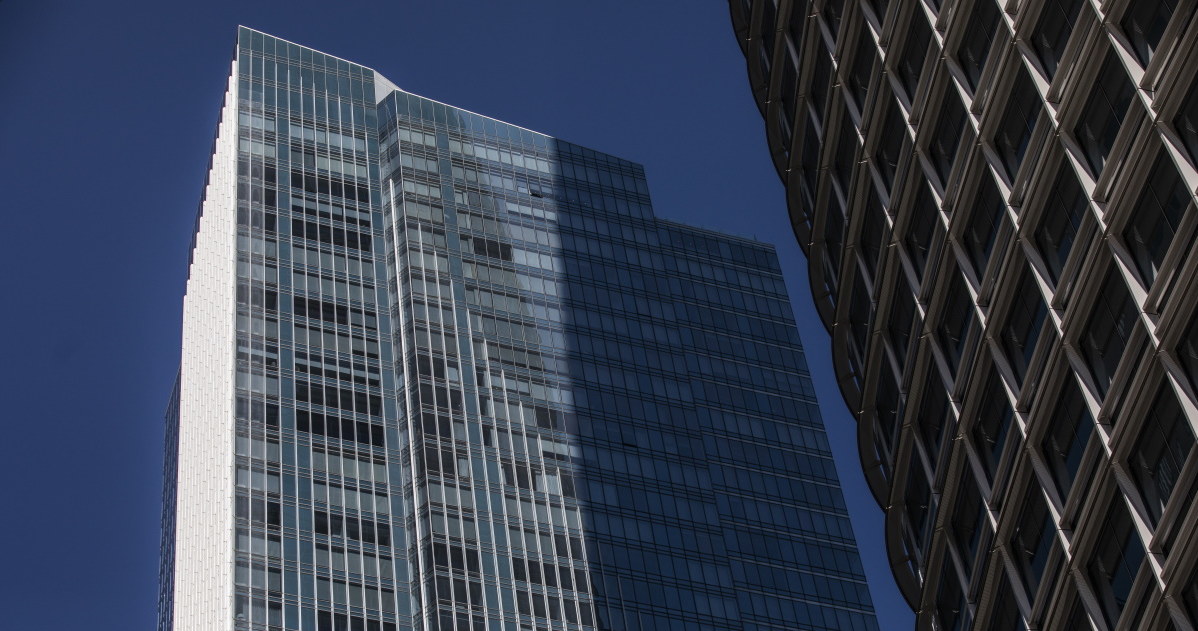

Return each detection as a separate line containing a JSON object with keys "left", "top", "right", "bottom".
{"left": 1087, "top": 499, "right": 1145, "bottom": 628}
{"left": 822, "top": 0, "right": 845, "bottom": 40}
{"left": 847, "top": 273, "right": 873, "bottom": 382}
{"left": 951, "top": 476, "right": 985, "bottom": 575}
{"left": 875, "top": 362, "right": 903, "bottom": 452}
{"left": 936, "top": 272, "right": 975, "bottom": 374}
{"left": 989, "top": 575, "right": 1024, "bottom": 631}
{"left": 1179, "top": 316, "right": 1198, "bottom": 394}
{"left": 1041, "top": 377, "right": 1094, "bottom": 500}
{"left": 1010, "top": 488, "right": 1055, "bottom": 596}
{"left": 1079, "top": 270, "right": 1138, "bottom": 399}
{"left": 859, "top": 189, "right": 888, "bottom": 278}
{"left": 1062, "top": 595, "right": 1093, "bottom": 631}
{"left": 962, "top": 175, "right": 1006, "bottom": 278}
{"left": 992, "top": 68, "right": 1042, "bottom": 181}
{"left": 936, "top": 567, "right": 969, "bottom": 631}
{"left": 973, "top": 369, "right": 1014, "bottom": 480}
{"left": 1073, "top": 50, "right": 1136, "bottom": 177}
{"left": 832, "top": 117, "right": 859, "bottom": 195}
{"left": 904, "top": 452, "right": 934, "bottom": 557}
{"left": 917, "top": 378, "right": 952, "bottom": 465}
{"left": 800, "top": 116, "right": 821, "bottom": 211}
{"left": 888, "top": 284, "right": 917, "bottom": 367}
{"left": 928, "top": 92, "right": 969, "bottom": 186}
{"left": 1122, "top": 151, "right": 1192, "bottom": 288}
{"left": 778, "top": 55, "right": 800, "bottom": 134}
{"left": 1184, "top": 566, "right": 1198, "bottom": 624}
{"left": 848, "top": 28, "right": 877, "bottom": 111}
{"left": 758, "top": 0, "right": 777, "bottom": 75}
{"left": 897, "top": 11, "right": 932, "bottom": 98}
{"left": 823, "top": 201, "right": 846, "bottom": 293}
{"left": 874, "top": 98, "right": 907, "bottom": 190}
{"left": 1128, "top": 385, "right": 1194, "bottom": 526}
{"left": 1173, "top": 78, "right": 1198, "bottom": 168}
{"left": 955, "top": 0, "right": 1001, "bottom": 91}
{"left": 787, "top": 0, "right": 809, "bottom": 53}
{"left": 1033, "top": 163, "right": 1087, "bottom": 284}
{"left": 809, "top": 49, "right": 832, "bottom": 125}
{"left": 999, "top": 266, "right": 1047, "bottom": 383}
{"left": 905, "top": 180, "right": 938, "bottom": 277}
{"left": 1030, "top": 0, "right": 1085, "bottom": 78}
{"left": 1121, "top": 0, "right": 1177, "bottom": 66}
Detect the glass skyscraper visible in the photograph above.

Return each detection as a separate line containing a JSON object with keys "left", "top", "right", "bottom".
{"left": 731, "top": 1, "right": 1198, "bottom": 630}
{"left": 159, "top": 27, "right": 878, "bottom": 631}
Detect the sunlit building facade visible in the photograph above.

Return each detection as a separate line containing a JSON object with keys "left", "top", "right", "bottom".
{"left": 158, "top": 27, "right": 879, "bottom": 631}
{"left": 731, "top": 0, "right": 1198, "bottom": 629}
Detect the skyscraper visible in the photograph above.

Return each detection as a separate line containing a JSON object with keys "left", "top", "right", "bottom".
{"left": 159, "top": 26, "right": 879, "bottom": 631}
{"left": 730, "top": 1, "right": 1198, "bottom": 629}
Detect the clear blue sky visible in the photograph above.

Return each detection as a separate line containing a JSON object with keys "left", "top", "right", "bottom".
{"left": 0, "top": 1, "right": 911, "bottom": 628}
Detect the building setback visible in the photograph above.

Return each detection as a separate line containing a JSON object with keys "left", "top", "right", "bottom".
{"left": 158, "top": 27, "right": 879, "bottom": 631}
{"left": 730, "top": 0, "right": 1198, "bottom": 630}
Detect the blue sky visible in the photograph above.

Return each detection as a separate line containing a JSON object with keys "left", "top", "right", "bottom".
{"left": 0, "top": 1, "right": 911, "bottom": 628}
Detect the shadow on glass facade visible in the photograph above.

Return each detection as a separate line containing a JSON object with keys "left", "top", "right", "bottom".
{"left": 159, "top": 26, "right": 880, "bottom": 631}
{"left": 730, "top": 1, "right": 1198, "bottom": 630}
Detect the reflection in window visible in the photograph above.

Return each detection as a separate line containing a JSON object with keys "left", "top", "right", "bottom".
{"left": 928, "top": 93, "right": 968, "bottom": 186}
{"left": 1122, "top": 0, "right": 1177, "bottom": 66}
{"left": 1122, "top": 151, "right": 1192, "bottom": 287}
{"left": 1073, "top": 50, "right": 1135, "bottom": 177}
{"left": 956, "top": 0, "right": 1001, "bottom": 90}
{"left": 874, "top": 98, "right": 907, "bottom": 190}
{"left": 904, "top": 181, "right": 938, "bottom": 277}
{"left": 1129, "top": 385, "right": 1194, "bottom": 526}
{"left": 896, "top": 12, "right": 932, "bottom": 98}
{"left": 992, "top": 68, "right": 1042, "bottom": 180}
{"left": 1033, "top": 163, "right": 1087, "bottom": 283}
{"left": 1041, "top": 378, "right": 1093, "bottom": 500}
{"left": 936, "top": 272, "right": 974, "bottom": 374}
{"left": 1030, "top": 0, "right": 1085, "bottom": 78}
{"left": 859, "top": 189, "right": 888, "bottom": 278}
{"left": 810, "top": 49, "right": 832, "bottom": 125}
{"left": 1087, "top": 499, "right": 1145, "bottom": 628}
{"left": 887, "top": 285, "right": 916, "bottom": 367}
{"left": 962, "top": 176, "right": 1005, "bottom": 277}
{"left": 1184, "top": 566, "right": 1198, "bottom": 624}
{"left": 1010, "top": 488, "right": 1055, "bottom": 595}
{"left": 973, "top": 369, "right": 1014, "bottom": 480}
{"left": 903, "top": 451, "right": 934, "bottom": 557}
{"left": 1179, "top": 316, "right": 1198, "bottom": 395}
{"left": 935, "top": 566, "right": 969, "bottom": 631}
{"left": 848, "top": 29, "right": 877, "bottom": 111}
{"left": 989, "top": 575, "right": 1024, "bottom": 631}
{"left": 833, "top": 118, "right": 859, "bottom": 195}
{"left": 1173, "top": 78, "right": 1198, "bottom": 167}
{"left": 1079, "top": 270, "right": 1138, "bottom": 398}
{"left": 917, "top": 379, "right": 952, "bottom": 466}
{"left": 822, "top": 0, "right": 845, "bottom": 40}
{"left": 950, "top": 477, "right": 985, "bottom": 576}
{"left": 999, "top": 266, "right": 1047, "bottom": 383}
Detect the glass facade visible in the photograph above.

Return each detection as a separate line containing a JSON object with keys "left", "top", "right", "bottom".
{"left": 160, "top": 27, "right": 879, "bottom": 631}
{"left": 732, "top": 1, "right": 1198, "bottom": 630}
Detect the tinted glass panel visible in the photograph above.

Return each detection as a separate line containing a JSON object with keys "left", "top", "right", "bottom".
{"left": 1030, "top": 0, "right": 1085, "bottom": 77}
{"left": 1079, "top": 270, "right": 1138, "bottom": 398}
{"left": 1033, "top": 164, "right": 1087, "bottom": 283}
{"left": 1122, "top": 151, "right": 1192, "bottom": 287}
{"left": 1073, "top": 50, "right": 1136, "bottom": 177}
{"left": 956, "top": 0, "right": 1001, "bottom": 90}
{"left": 1122, "top": 0, "right": 1177, "bottom": 66}
{"left": 1129, "top": 385, "right": 1194, "bottom": 525}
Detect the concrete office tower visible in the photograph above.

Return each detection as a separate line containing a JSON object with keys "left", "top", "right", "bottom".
{"left": 158, "top": 26, "right": 879, "bottom": 631}
{"left": 730, "top": 0, "right": 1198, "bottom": 629}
